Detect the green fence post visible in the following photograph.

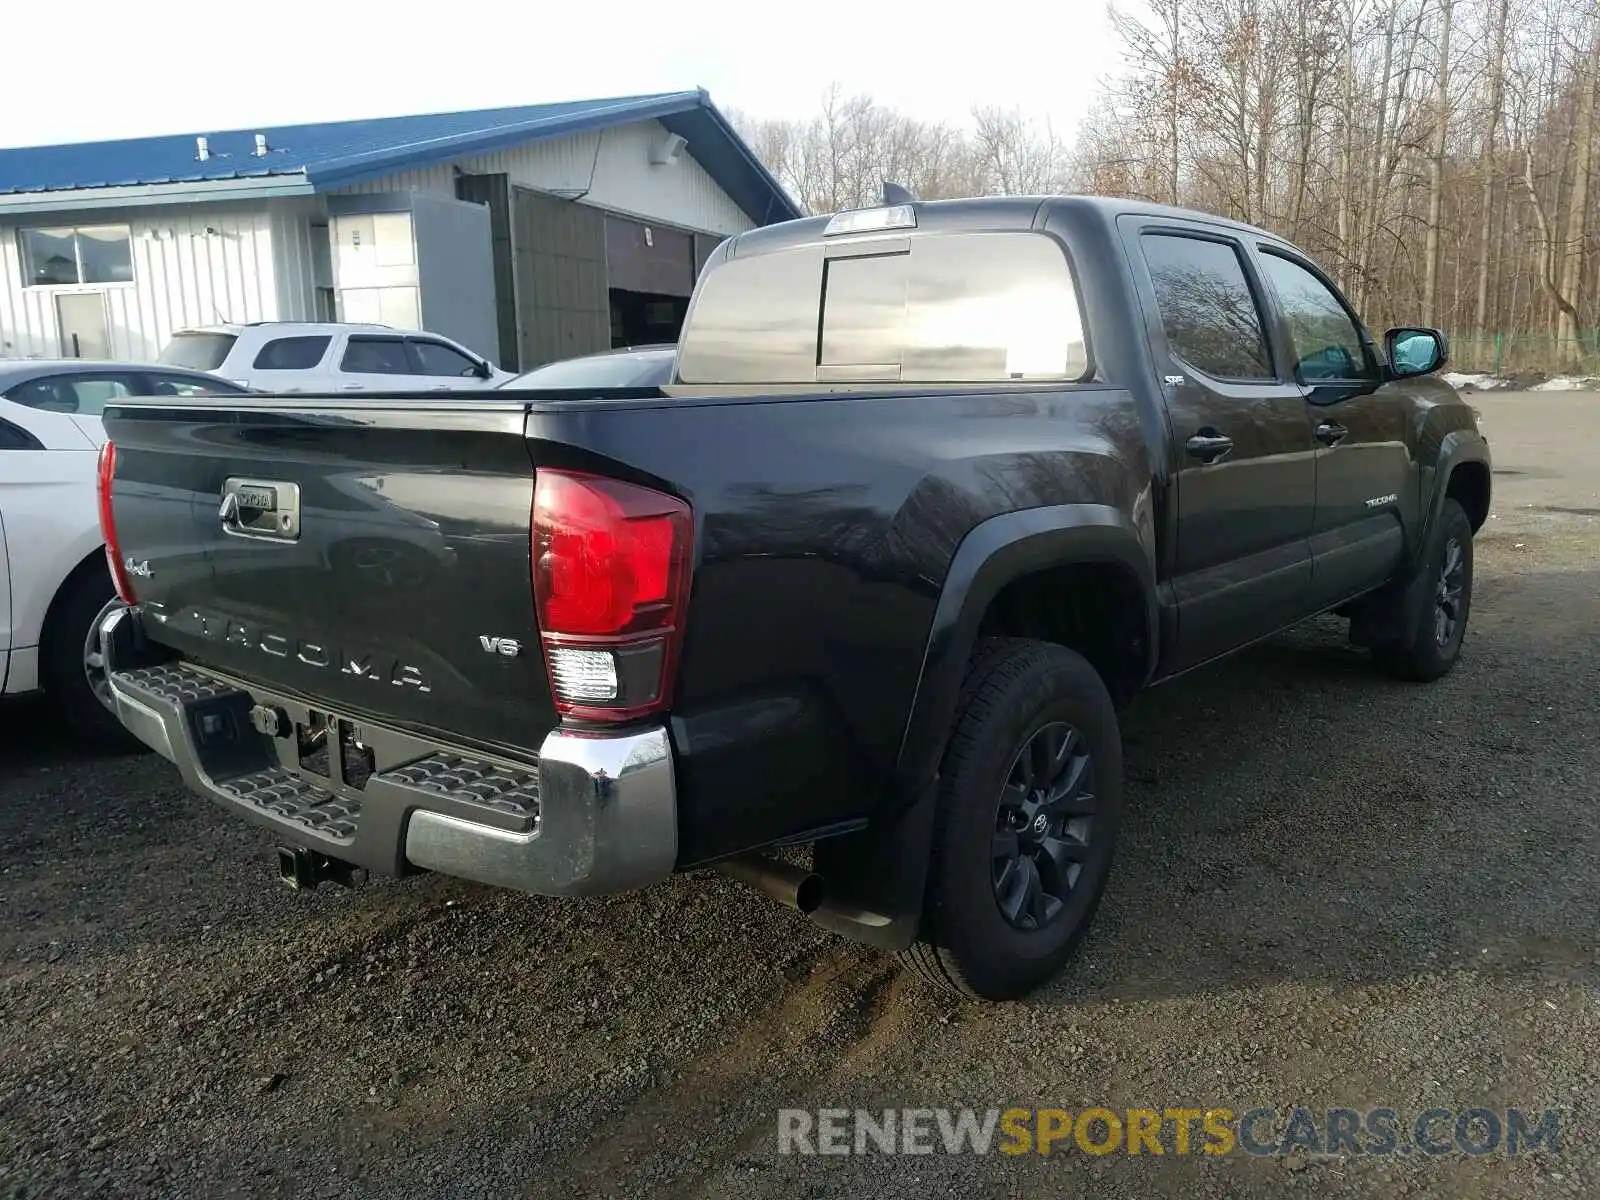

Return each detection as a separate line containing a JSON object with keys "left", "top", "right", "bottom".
{"left": 1493, "top": 332, "right": 1503, "bottom": 375}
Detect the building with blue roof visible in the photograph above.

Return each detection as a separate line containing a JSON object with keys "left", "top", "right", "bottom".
{"left": 0, "top": 90, "right": 801, "bottom": 368}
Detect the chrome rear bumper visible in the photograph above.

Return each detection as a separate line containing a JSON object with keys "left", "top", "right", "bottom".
{"left": 99, "top": 605, "right": 678, "bottom": 897}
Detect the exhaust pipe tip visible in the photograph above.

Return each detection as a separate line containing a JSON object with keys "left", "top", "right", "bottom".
{"left": 792, "top": 871, "right": 825, "bottom": 914}
{"left": 717, "top": 852, "right": 826, "bottom": 914}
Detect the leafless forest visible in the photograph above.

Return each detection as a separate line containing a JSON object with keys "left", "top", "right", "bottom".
{"left": 734, "top": 0, "right": 1600, "bottom": 372}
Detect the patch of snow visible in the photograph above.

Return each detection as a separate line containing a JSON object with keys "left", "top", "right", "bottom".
{"left": 1531, "top": 376, "right": 1595, "bottom": 391}
{"left": 1442, "top": 372, "right": 1503, "bottom": 391}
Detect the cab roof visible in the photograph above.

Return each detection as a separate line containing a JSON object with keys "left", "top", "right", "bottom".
{"left": 725, "top": 194, "right": 1278, "bottom": 259}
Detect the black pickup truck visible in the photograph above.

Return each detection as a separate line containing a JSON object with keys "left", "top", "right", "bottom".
{"left": 96, "top": 196, "right": 1489, "bottom": 1001}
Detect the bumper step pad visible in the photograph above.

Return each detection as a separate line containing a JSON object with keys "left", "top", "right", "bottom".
{"left": 109, "top": 664, "right": 540, "bottom": 851}
{"left": 117, "top": 662, "right": 237, "bottom": 705}
{"left": 219, "top": 768, "right": 364, "bottom": 842}
{"left": 381, "top": 755, "right": 541, "bottom": 827}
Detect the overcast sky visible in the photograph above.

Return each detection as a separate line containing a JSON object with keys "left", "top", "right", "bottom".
{"left": 0, "top": 0, "right": 1123, "bottom": 149}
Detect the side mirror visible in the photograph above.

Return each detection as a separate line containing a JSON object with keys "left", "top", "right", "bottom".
{"left": 473, "top": 359, "right": 494, "bottom": 380}
{"left": 1386, "top": 327, "right": 1447, "bottom": 379}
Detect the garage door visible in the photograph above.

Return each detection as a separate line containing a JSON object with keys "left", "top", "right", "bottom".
{"left": 605, "top": 217, "right": 696, "bottom": 297}
{"left": 511, "top": 187, "right": 610, "bottom": 369}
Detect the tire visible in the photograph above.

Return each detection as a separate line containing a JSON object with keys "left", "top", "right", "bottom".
{"left": 40, "top": 570, "right": 143, "bottom": 754}
{"left": 898, "top": 638, "right": 1123, "bottom": 1001}
{"left": 1373, "top": 498, "right": 1474, "bottom": 682}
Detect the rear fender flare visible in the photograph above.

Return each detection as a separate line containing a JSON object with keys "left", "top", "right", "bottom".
{"left": 810, "top": 505, "right": 1156, "bottom": 952}
{"left": 893, "top": 503, "right": 1158, "bottom": 796}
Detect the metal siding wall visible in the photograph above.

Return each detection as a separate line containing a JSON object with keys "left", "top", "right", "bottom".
{"left": 335, "top": 165, "right": 455, "bottom": 197}
{"left": 333, "top": 121, "right": 758, "bottom": 235}
{"left": 269, "top": 202, "right": 320, "bottom": 321}
{"left": 568, "top": 120, "right": 753, "bottom": 235}
{"left": 1, "top": 205, "right": 281, "bottom": 360}
{"left": 511, "top": 187, "right": 609, "bottom": 368}
{"left": 339, "top": 121, "right": 756, "bottom": 236}
{"left": 0, "top": 233, "right": 48, "bottom": 358}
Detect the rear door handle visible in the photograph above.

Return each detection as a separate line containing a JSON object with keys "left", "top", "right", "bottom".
{"left": 1185, "top": 431, "right": 1234, "bottom": 463}
{"left": 1315, "top": 420, "right": 1348, "bottom": 446}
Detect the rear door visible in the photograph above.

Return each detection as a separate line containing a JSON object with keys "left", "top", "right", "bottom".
{"left": 243, "top": 334, "right": 334, "bottom": 393}
{"left": 1250, "top": 246, "right": 1413, "bottom": 608}
{"left": 5, "top": 369, "right": 142, "bottom": 448}
{"left": 1122, "top": 219, "right": 1318, "bottom": 671}
{"left": 334, "top": 335, "right": 417, "bottom": 393}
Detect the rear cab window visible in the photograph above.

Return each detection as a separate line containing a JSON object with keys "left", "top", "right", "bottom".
{"left": 252, "top": 336, "right": 331, "bottom": 370}
{"left": 159, "top": 332, "right": 238, "bottom": 371}
{"left": 677, "top": 227, "right": 1089, "bottom": 386}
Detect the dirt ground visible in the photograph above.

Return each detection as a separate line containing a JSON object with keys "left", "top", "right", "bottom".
{"left": 1, "top": 390, "right": 1596, "bottom": 1199}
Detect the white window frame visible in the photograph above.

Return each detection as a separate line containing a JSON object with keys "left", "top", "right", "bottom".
{"left": 17, "top": 224, "right": 136, "bottom": 289}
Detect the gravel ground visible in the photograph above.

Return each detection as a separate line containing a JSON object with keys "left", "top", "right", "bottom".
{"left": 2, "top": 390, "right": 1596, "bottom": 1199}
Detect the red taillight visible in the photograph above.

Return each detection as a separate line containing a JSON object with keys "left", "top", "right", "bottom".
{"left": 97, "top": 441, "right": 137, "bottom": 603}
{"left": 532, "top": 470, "right": 692, "bottom": 722}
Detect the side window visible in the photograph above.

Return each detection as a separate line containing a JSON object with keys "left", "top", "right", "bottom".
{"left": 141, "top": 373, "right": 248, "bottom": 397}
{"left": 4, "top": 373, "right": 134, "bottom": 415}
{"left": 407, "top": 339, "right": 481, "bottom": 377}
{"left": 252, "top": 336, "right": 331, "bottom": 371}
{"left": 1140, "top": 233, "right": 1273, "bottom": 381}
{"left": 340, "top": 336, "right": 412, "bottom": 375}
{"left": 1257, "top": 251, "right": 1371, "bottom": 382}
{"left": 0, "top": 416, "right": 44, "bottom": 449}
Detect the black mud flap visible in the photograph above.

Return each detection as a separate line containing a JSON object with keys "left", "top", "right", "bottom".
{"left": 1348, "top": 559, "right": 1432, "bottom": 650}
{"left": 808, "top": 779, "right": 939, "bottom": 952}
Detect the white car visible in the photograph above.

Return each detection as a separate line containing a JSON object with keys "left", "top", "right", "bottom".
{"left": 159, "top": 322, "right": 513, "bottom": 393}
{"left": 0, "top": 359, "right": 251, "bottom": 747}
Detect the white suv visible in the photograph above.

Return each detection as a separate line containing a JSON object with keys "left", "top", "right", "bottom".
{"left": 159, "top": 322, "right": 513, "bottom": 393}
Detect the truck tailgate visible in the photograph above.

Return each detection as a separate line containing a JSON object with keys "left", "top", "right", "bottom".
{"left": 102, "top": 398, "right": 556, "bottom": 757}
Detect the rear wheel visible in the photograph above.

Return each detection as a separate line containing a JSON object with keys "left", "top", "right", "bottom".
{"left": 41, "top": 571, "right": 142, "bottom": 753}
{"left": 899, "top": 638, "right": 1122, "bottom": 1001}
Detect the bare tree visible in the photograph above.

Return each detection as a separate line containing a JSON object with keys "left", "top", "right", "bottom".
{"left": 1556, "top": 27, "right": 1600, "bottom": 364}
{"left": 1423, "top": 0, "right": 1456, "bottom": 322}
{"left": 1473, "top": 0, "right": 1511, "bottom": 339}
{"left": 729, "top": 0, "right": 1600, "bottom": 372}
{"left": 727, "top": 88, "right": 1068, "bottom": 214}
{"left": 1070, "top": 0, "right": 1600, "bottom": 369}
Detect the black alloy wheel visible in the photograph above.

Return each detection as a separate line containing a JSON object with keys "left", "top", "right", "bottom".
{"left": 992, "top": 721, "right": 1097, "bottom": 931}
{"left": 1434, "top": 536, "right": 1466, "bottom": 647}
{"left": 900, "top": 638, "right": 1123, "bottom": 1001}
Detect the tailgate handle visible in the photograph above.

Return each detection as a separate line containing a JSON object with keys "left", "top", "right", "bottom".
{"left": 220, "top": 477, "right": 302, "bottom": 542}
